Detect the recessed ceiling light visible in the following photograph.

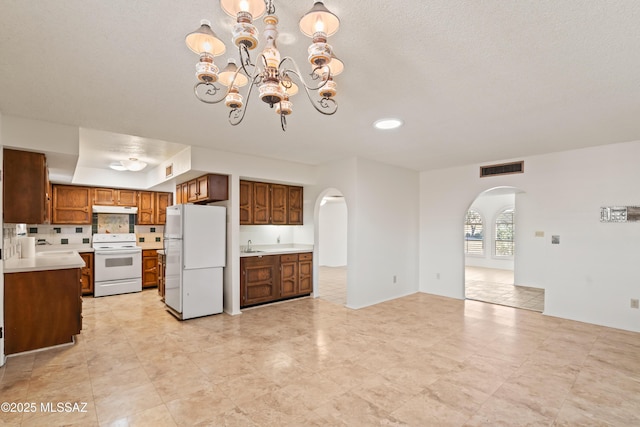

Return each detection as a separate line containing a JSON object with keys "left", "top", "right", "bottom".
{"left": 374, "top": 118, "right": 403, "bottom": 130}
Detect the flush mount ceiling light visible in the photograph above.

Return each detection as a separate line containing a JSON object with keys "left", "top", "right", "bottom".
{"left": 186, "top": 0, "right": 342, "bottom": 131}
{"left": 374, "top": 118, "right": 403, "bottom": 130}
{"left": 109, "top": 158, "right": 148, "bottom": 172}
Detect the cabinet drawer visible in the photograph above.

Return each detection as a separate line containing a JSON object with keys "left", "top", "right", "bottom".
{"left": 299, "top": 252, "right": 313, "bottom": 261}
{"left": 280, "top": 254, "right": 298, "bottom": 263}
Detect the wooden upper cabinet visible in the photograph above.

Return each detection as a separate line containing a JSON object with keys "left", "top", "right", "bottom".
{"left": 155, "top": 192, "right": 172, "bottom": 224}
{"left": 288, "top": 186, "right": 303, "bottom": 225}
{"left": 52, "top": 185, "right": 92, "bottom": 224}
{"left": 184, "top": 174, "right": 229, "bottom": 204}
{"left": 271, "top": 184, "right": 288, "bottom": 225}
{"left": 93, "top": 188, "right": 137, "bottom": 206}
{"left": 137, "top": 191, "right": 155, "bottom": 225}
{"left": 93, "top": 188, "right": 115, "bottom": 205}
{"left": 239, "top": 180, "right": 253, "bottom": 225}
{"left": 175, "top": 184, "right": 183, "bottom": 204}
{"left": 3, "top": 149, "right": 49, "bottom": 224}
{"left": 117, "top": 189, "right": 138, "bottom": 206}
{"left": 253, "top": 182, "right": 270, "bottom": 224}
{"left": 239, "top": 180, "right": 303, "bottom": 225}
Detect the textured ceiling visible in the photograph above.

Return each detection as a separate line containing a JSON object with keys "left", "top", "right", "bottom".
{"left": 1, "top": 0, "right": 640, "bottom": 174}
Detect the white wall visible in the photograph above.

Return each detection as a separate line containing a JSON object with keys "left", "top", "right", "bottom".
{"left": 420, "top": 141, "right": 640, "bottom": 332}
{"left": 465, "top": 192, "right": 515, "bottom": 270}
{"left": 318, "top": 199, "right": 347, "bottom": 266}
{"left": 311, "top": 157, "right": 420, "bottom": 309}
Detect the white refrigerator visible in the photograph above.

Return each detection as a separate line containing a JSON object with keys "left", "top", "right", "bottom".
{"left": 164, "top": 204, "right": 226, "bottom": 319}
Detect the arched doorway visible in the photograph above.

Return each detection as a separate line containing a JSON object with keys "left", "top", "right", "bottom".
{"left": 463, "top": 186, "right": 544, "bottom": 312}
{"left": 315, "top": 188, "right": 347, "bottom": 305}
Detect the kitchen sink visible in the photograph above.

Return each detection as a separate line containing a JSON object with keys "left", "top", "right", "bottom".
{"left": 242, "top": 249, "right": 264, "bottom": 254}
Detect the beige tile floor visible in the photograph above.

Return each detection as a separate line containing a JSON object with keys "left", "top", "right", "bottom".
{"left": 465, "top": 266, "right": 545, "bottom": 312}
{"left": 1, "top": 288, "right": 639, "bottom": 426}
{"left": 318, "top": 265, "right": 347, "bottom": 305}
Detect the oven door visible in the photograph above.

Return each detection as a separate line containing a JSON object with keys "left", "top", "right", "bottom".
{"left": 94, "top": 249, "right": 142, "bottom": 282}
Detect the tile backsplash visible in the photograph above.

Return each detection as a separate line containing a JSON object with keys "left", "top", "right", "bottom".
{"left": 27, "top": 224, "right": 92, "bottom": 246}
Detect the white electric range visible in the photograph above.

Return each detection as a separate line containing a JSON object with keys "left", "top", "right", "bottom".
{"left": 92, "top": 233, "right": 142, "bottom": 297}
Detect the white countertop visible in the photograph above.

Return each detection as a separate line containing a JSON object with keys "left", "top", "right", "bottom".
{"left": 4, "top": 250, "right": 86, "bottom": 273}
{"left": 239, "top": 244, "right": 313, "bottom": 257}
{"left": 36, "top": 244, "right": 94, "bottom": 253}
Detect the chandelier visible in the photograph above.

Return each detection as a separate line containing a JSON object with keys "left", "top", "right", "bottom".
{"left": 185, "top": 0, "right": 342, "bottom": 131}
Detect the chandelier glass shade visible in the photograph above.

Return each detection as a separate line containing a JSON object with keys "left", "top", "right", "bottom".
{"left": 185, "top": 0, "right": 342, "bottom": 131}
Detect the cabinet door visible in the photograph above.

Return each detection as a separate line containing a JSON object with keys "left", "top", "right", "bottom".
{"left": 271, "top": 184, "right": 288, "bottom": 225}
{"left": 175, "top": 184, "right": 183, "bottom": 204}
{"left": 187, "top": 179, "right": 199, "bottom": 202}
{"left": 158, "top": 253, "right": 166, "bottom": 299}
{"left": 253, "top": 182, "right": 270, "bottom": 224}
{"left": 288, "top": 186, "right": 303, "bottom": 225}
{"left": 3, "top": 149, "right": 48, "bottom": 224}
{"left": 142, "top": 250, "right": 158, "bottom": 288}
{"left": 298, "top": 253, "right": 313, "bottom": 295}
{"left": 239, "top": 181, "right": 253, "bottom": 225}
{"left": 80, "top": 252, "right": 94, "bottom": 295}
{"left": 155, "top": 192, "right": 172, "bottom": 225}
{"left": 241, "top": 256, "right": 278, "bottom": 307}
{"left": 196, "top": 175, "right": 209, "bottom": 202}
{"left": 93, "top": 188, "right": 115, "bottom": 205}
{"left": 181, "top": 183, "right": 189, "bottom": 204}
{"left": 280, "top": 255, "right": 298, "bottom": 297}
{"left": 116, "top": 189, "right": 138, "bottom": 206}
{"left": 137, "top": 191, "right": 155, "bottom": 225}
{"left": 52, "top": 185, "right": 92, "bottom": 224}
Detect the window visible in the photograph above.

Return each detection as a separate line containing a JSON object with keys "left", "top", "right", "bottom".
{"left": 495, "top": 208, "right": 515, "bottom": 256}
{"left": 464, "top": 209, "right": 484, "bottom": 255}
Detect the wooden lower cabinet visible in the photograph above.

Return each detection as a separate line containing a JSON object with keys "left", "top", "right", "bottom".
{"left": 142, "top": 249, "right": 158, "bottom": 288}
{"left": 4, "top": 268, "right": 82, "bottom": 355}
{"left": 80, "top": 252, "right": 94, "bottom": 295}
{"left": 158, "top": 251, "right": 166, "bottom": 300}
{"left": 241, "top": 255, "right": 278, "bottom": 307}
{"left": 240, "top": 252, "right": 313, "bottom": 308}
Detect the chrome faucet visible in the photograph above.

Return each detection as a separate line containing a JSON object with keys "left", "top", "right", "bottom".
{"left": 247, "top": 239, "right": 252, "bottom": 252}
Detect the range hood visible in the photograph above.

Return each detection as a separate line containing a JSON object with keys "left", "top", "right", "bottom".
{"left": 92, "top": 205, "right": 138, "bottom": 214}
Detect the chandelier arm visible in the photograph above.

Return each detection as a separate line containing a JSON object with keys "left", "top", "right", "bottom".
{"left": 264, "top": 0, "right": 275, "bottom": 15}
{"left": 194, "top": 82, "right": 228, "bottom": 104}
{"left": 238, "top": 44, "right": 255, "bottom": 76}
{"left": 280, "top": 106, "right": 287, "bottom": 131}
{"left": 229, "top": 69, "right": 263, "bottom": 126}
{"left": 279, "top": 57, "right": 331, "bottom": 91}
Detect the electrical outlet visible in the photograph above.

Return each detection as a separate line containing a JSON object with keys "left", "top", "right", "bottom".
{"left": 393, "top": 275, "right": 397, "bottom": 284}
{"left": 631, "top": 299, "right": 639, "bottom": 309}
{"left": 436, "top": 273, "right": 440, "bottom": 279}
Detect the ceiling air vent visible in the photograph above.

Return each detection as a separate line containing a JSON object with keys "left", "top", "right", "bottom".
{"left": 480, "top": 161, "right": 524, "bottom": 178}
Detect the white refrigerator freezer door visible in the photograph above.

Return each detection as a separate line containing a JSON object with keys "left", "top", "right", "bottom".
{"left": 164, "top": 205, "right": 183, "bottom": 239}
{"left": 164, "top": 237, "right": 183, "bottom": 313}
{"left": 182, "top": 267, "right": 223, "bottom": 319}
{"left": 183, "top": 205, "right": 226, "bottom": 269}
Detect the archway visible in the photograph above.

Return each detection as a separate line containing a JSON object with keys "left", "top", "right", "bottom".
{"left": 314, "top": 188, "right": 348, "bottom": 305}
{"left": 463, "top": 186, "right": 544, "bottom": 312}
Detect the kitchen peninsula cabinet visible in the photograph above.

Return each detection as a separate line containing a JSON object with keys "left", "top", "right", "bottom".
{"left": 142, "top": 249, "right": 158, "bottom": 288}
{"left": 239, "top": 180, "right": 303, "bottom": 225}
{"left": 241, "top": 252, "right": 313, "bottom": 308}
{"left": 93, "top": 188, "right": 137, "bottom": 206}
{"left": 80, "top": 252, "right": 94, "bottom": 295}
{"left": 52, "top": 185, "right": 92, "bottom": 224}
{"left": 3, "top": 148, "right": 50, "bottom": 224}
{"left": 4, "top": 268, "right": 82, "bottom": 355}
